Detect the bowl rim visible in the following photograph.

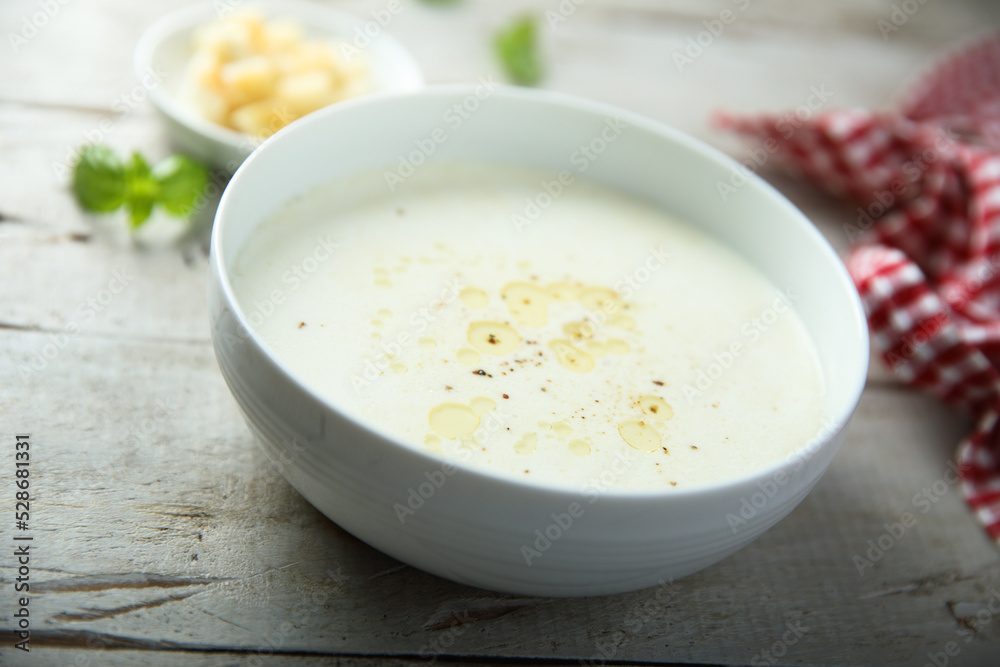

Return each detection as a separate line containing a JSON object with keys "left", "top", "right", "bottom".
{"left": 211, "top": 84, "right": 871, "bottom": 502}
{"left": 134, "top": 0, "right": 425, "bottom": 152}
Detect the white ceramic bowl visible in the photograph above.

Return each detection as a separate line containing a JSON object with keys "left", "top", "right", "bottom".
{"left": 208, "top": 86, "right": 869, "bottom": 597}
{"left": 135, "top": 0, "right": 424, "bottom": 171}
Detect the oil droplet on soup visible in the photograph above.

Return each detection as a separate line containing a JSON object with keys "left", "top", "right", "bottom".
{"left": 551, "top": 421, "right": 572, "bottom": 437}
{"left": 501, "top": 282, "right": 552, "bottom": 326}
{"left": 545, "top": 282, "right": 580, "bottom": 301}
{"left": 468, "top": 321, "right": 521, "bottom": 355}
{"left": 549, "top": 339, "right": 595, "bottom": 373}
{"left": 563, "top": 321, "right": 595, "bottom": 342}
{"left": 469, "top": 396, "right": 497, "bottom": 416}
{"left": 639, "top": 395, "right": 674, "bottom": 420}
{"left": 579, "top": 287, "right": 623, "bottom": 314}
{"left": 514, "top": 433, "right": 538, "bottom": 454}
{"left": 429, "top": 403, "right": 480, "bottom": 439}
{"left": 618, "top": 420, "right": 661, "bottom": 452}
{"left": 460, "top": 287, "right": 489, "bottom": 309}
{"left": 568, "top": 439, "right": 591, "bottom": 457}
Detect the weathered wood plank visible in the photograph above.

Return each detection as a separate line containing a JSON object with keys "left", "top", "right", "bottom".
{"left": 4, "top": 649, "right": 701, "bottom": 667}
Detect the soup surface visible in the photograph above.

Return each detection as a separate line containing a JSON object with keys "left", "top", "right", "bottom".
{"left": 231, "top": 163, "right": 826, "bottom": 490}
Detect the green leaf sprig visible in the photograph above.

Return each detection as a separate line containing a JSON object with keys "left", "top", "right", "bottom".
{"left": 72, "top": 145, "right": 209, "bottom": 228}
{"left": 495, "top": 15, "right": 542, "bottom": 86}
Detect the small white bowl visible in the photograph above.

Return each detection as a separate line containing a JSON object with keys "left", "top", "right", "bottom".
{"left": 135, "top": 1, "right": 424, "bottom": 171}
{"left": 208, "top": 86, "right": 869, "bottom": 597}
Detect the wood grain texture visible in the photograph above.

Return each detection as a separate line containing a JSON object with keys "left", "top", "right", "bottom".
{"left": 2, "top": 1, "right": 1000, "bottom": 665}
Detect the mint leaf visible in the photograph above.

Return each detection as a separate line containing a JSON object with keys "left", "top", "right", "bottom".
{"left": 495, "top": 15, "right": 542, "bottom": 86}
{"left": 128, "top": 197, "right": 155, "bottom": 228}
{"left": 71, "top": 145, "right": 210, "bottom": 230}
{"left": 72, "top": 145, "right": 127, "bottom": 212}
{"left": 152, "top": 155, "right": 209, "bottom": 217}
{"left": 124, "top": 152, "right": 157, "bottom": 228}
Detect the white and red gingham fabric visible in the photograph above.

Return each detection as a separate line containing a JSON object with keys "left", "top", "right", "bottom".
{"left": 714, "top": 32, "right": 1000, "bottom": 543}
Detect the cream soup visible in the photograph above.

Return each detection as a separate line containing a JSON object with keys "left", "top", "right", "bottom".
{"left": 231, "top": 163, "right": 826, "bottom": 490}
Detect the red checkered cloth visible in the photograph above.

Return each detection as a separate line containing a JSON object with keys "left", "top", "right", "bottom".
{"left": 714, "top": 32, "right": 1000, "bottom": 542}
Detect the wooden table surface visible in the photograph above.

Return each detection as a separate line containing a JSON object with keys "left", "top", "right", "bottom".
{"left": 3, "top": 1, "right": 1000, "bottom": 665}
